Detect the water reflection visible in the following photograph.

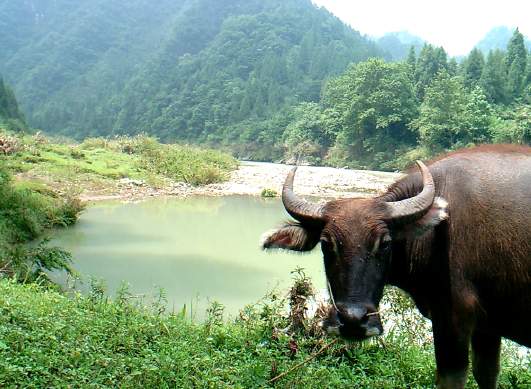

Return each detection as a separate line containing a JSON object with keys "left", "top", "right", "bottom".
{"left": 51, "top": 196, "right": 325, "bottom": 318}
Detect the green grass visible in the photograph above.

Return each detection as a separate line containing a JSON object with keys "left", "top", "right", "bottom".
{"left": 1, "top": 131, "right": 238, "bottom": 195}
{"left": 0, "top": 162, "right": 82, "bottom": 281}
{"left": 140, "top": 143, "right": 238, "bottom": 186}
{"left": 0, "top": 279, "right": 528, "bottom": 388}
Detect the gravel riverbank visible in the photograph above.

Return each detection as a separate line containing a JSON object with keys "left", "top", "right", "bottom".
{"left": 80, "top": 161, "right": 402, "bottom": 202}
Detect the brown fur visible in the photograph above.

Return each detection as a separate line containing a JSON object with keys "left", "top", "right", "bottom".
{"left": 380, "top": 145, "right": 530, "bottom": 387}
{"left": 263, "top": 144, "right": 531, "bottom": 388}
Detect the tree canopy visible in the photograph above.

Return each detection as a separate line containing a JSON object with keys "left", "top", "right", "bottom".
{"left": 0, "top": 1, "right": 529, "bottom": 170}
{"left": 0, "top": 0, "right": 384, "bottom": 140}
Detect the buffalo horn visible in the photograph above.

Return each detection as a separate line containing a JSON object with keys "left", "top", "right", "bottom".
{"left": 386, "top": 161, "right": 435, "bottom": 222}
{"left": 282, "top": 167, "right": 324, "bottom": 224}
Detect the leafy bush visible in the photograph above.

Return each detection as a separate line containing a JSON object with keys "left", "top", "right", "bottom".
{"left": 261, "top": 188, "right": 278, "bottom": 198}
{"left": 140, "top": 144, "right": 237, "bottom": 185}
{"left": 79, "top": 137, "right": 110, "bottom": 150}
{"left": 0, "top": 163, "right": 83, "bottom": 279}
{"left": 113, "top": 134, "right": 159, "bottom": 155}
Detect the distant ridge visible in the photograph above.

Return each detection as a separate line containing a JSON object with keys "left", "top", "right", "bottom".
{"left": 476, "top": 26, "right": 531, "bottom": 53}
{"left": 375, "top": 31, "right": 426, "bottom": 60}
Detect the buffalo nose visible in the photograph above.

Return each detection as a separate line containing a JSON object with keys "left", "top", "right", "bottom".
{"left": 336, "top": 304, "right": 369, "bottom": 325}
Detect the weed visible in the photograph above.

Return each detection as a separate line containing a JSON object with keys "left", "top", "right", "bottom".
{"left": 261, "top": 188, "right": 278, "bottom": 197}
{"left": 0, "top": 278, "right": 528, "bottom": 388}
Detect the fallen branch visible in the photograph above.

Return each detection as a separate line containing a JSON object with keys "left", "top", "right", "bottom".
{"left": 269, "top": 338, "right": 339, "bottom": 384}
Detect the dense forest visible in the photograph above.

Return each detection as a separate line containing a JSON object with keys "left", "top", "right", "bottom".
{"left": 1, "top": 0, "right": 530, "bottom": 169}
{"left": 0, "top": 0, "right": 384, "bottom": 139}
{"left": 279, "top": 29, "right": 530, "bottom": 169}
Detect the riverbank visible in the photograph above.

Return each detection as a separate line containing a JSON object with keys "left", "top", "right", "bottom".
{"left": 3, "top": 131, "right": 401, "bottom": 203}
{"left": 79, "top": 161, "right": 402, "bottom": 202}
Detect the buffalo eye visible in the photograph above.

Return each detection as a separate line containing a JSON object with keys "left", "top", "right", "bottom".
{"left": 379, "top": 234, "right": 392, "bottom": 253}
{"left": 372, "top": 234, "right": 391, "bottom": 255}
{"left": 320, "top": 236, "right": 338, "bottom": 262}
{"left": 320, "top": 236, "right": 333, "bottom": 251}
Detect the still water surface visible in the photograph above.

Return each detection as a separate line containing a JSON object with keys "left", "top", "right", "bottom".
{"left": 51, "top": 196, "right": 325, "bottom": 318}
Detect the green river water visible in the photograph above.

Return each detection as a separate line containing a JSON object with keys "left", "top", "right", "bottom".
{"left": 51, "top": 195, "right": 325, "bottom": 319}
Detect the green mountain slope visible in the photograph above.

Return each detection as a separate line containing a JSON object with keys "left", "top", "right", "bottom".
{"left": 0, "top": 0, "right": 188, "bottom": 134}
{"left": 0, "top": 0, "right": 384, "bottom": 140}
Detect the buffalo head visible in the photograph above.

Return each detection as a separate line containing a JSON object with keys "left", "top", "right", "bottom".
{"left": 261, "top": 162, "right": 448, "bottom": 340}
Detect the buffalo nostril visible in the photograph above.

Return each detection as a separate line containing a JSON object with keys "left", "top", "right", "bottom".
{"left": 338, "top": 305, "right": 368, "bottom": 325}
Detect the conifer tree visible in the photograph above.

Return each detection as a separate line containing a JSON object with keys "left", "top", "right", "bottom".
{"left": 415, "top": 44, "right": 449, "bottom": 99}
{"left": 505, "top": 28, "right": 528, "bottom": 100}
{"left": 480, "top": 50, "right": 508, "bottom": 104}
{"left": 406, "top": 46, "right": 416, "bottom": 72}
{"left": 463, "top": 48, "right": 485, "bottom": 89}
{"left": 0, "top": 76, "right": 27, "bottom": 130}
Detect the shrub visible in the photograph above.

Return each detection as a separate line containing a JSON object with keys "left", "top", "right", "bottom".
{"left": 79, "top": 137, "right": 110, "bottom": 150}
{"left": 0, "top": 133, "right": 20, "bottom": 155}
{"left": 69, "top": 147, "right": 85, "bottom": 159}
{"left": 140, "top": 144, "right": 237, "bottom": 185}
{"left": 261, "top": 188, "right": 278, "bottom": 198}
{"left": 0, "top": 164, "right": 83, "bottom": 279}
{"left": 113, "top": 134, "right": 159, "bottom": 155}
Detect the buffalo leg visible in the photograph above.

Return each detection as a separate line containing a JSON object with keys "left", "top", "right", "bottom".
{"left": 432, "top": 318, "right": 471, "bottom": 389}
{"left": 471, "top": 331, "right": 501, "bottom": 389}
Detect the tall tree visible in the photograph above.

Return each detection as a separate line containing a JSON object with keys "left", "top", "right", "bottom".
{"left": 324, "top": 59, "right": 417, "bottom": 167}
{"left": 412, "top": 71, "right": 493, "bottom": 151}
{"left": 480, "top": 50, "right": 508, "bottom": 104}
{"left": 505, "top": 28, "right": 528, "bottom": 100}
{"left": 463, "top": 48, "right": 485, "bottom": 89}
{"left": 0, "top": 76, "right": 26, "bottom": 131}
{"left": 415, "top": 44, "right": 448, "bottom": 99}
{"left": 406, "top": 46, "right": 416, "bottom": 74}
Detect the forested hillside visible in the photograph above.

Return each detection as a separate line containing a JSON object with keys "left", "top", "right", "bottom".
{"left": 0, "top": 78, "right": 26, "bottom": 131}
{"left": 279, "top": 29, "right": 530, "bottom": 169}
{"left": 0, "top": 0, "right": 384, "bottom": 142}
{"left": 1, "top": 1, "right": 529, "bottom": 169}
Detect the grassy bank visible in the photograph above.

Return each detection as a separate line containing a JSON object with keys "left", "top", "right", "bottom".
{"left": 0, "top": 161, "right": 83, "bottom": 281}
{"left": 0, "top": 278, "right": 528, "bottom": 388}
{"left": 0, "top": 128, "right": 237, "bottom": 278}
{"left": 1, "top": 131, "right": 238, "bottom": 197}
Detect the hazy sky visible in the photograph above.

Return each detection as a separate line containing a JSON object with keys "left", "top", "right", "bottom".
{"left": 311, "top": 0, "right": 530, "bottom": 56}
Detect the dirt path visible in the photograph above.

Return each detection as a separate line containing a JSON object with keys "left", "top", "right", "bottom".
{"left": 80, "top": 161, "right": 402, "bottom": 202}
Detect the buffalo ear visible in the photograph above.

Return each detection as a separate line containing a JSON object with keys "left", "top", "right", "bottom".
{"left": 392, "top": 197, "right": 449, "bottom": 239}
{"left": 261, "top": 223, "right": 321, "bottom": 252}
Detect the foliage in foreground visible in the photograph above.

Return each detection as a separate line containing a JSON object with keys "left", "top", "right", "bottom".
{"left": 0, "top": 162, "right": 82, "bottom": 281}
{"left": 0, "top": 278, "right": 528, "bottom": 388}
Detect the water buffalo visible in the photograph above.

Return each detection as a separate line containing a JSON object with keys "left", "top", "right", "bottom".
{"left": 261, "top": 145, "right": 530, "bottom": 389}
